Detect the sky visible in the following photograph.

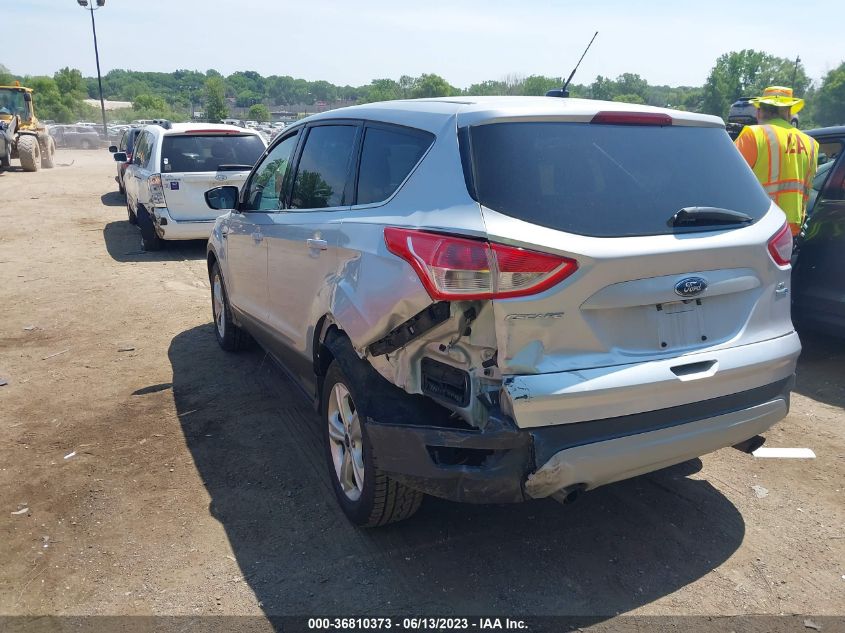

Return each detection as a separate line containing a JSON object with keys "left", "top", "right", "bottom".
{"left": 4, "top": 0, "right": 842, "bottom": 89}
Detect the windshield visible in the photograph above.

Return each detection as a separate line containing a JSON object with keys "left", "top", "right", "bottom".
{"left": 160, "top": 134, "right": 265, "bottom": 173}
{"left": 0, "top": 89, "right": 26, "bottom": 117}
{"left": 463, "top": 121, "right": 772, "bottom": 237}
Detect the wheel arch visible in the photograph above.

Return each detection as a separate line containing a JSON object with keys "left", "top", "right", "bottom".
{"left": 313, "top": 315, "right": 342, "bottom": 381}
{"left": 207, "top": 249, "right": 219, "bottom": 282}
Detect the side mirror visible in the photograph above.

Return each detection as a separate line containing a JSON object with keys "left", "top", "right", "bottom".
{"left": 108, "top": 145, "right": 118, "bottom": 153}
{"left": 23, "top": 92, "right": 32, "bottom": 103}
{"left": 205, "top": 186, "right": 239, "bottom": 211}
{"left": 113, "top": 152, "right": 127, "bottom": 162}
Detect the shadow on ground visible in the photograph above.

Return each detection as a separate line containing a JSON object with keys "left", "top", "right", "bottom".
{"left": 166, "top": 324, "right": 744, "bottom": 619}
{"left": 100, "top": 191, "right": 125, "bottom": 207}
{"left": 794, "top": 330, "right": 845, "bottom": 409}
{"left": 102, "top": 220, "right": 207, "bottom": 263}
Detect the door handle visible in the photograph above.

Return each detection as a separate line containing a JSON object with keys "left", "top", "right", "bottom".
{"left": 307, "top": 238, "right": 328, "bottom": 251}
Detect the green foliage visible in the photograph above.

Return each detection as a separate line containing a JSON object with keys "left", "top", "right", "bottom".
{"left": 612, "top": 93, "right": 646, "bottom": 105}
{"left": 410, "top": 74, "right": 458, "bottom": 99}
{"left": 133, "top": 94, "right": 167, "bottom": 111}
{"left": 522, "top": 75, "right": 562, "bottom": 96}
{"left": 702, "top": 49, "right": 810, "bottom": 118}
{"left": 248, "top": 103, "right": 270, "bottom": 122}
{"left": 361, "top": 78, "right": 402, "bottom": 103}
{"left": 813, "top": 62, "right": 845, "bottom": 126}
{"left": 204, "top": 76, "right": 228, "bottom": 123}
{"left": 6, "top": 51, "right": 839, "bottom": 128}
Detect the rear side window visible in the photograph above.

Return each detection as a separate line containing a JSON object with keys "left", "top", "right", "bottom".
{"left": 160, "top": 134, "right": 265, "bottom": 173}
{"left": 355, "top": 126, "right": 433, "bottom": 205}
{"left": 290, "top": 125, "right": 357, "bottom": 209}
{"left": 464, "top": 122, "right": 772, "bottom": 237}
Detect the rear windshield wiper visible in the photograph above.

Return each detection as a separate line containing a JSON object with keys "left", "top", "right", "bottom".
{"left": 668, "top": 207, "right": 754, "bottom": 228}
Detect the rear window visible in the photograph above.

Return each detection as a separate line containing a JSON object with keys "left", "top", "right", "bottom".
{"left": 160, "top": 134, "right": 265, "bottom": 173}
{"left": 463, "top": 122, "right": 771, "bottom": 237}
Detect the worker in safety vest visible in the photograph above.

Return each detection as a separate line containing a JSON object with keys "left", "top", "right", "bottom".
{"left": 734, "top": 86, "right": 819, "bottom": 236}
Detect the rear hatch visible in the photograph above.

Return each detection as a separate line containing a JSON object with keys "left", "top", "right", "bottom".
{"left": 160, "top": 131, "right": 265, "bottom": 221}
{"left": 461, "top": 114, "right": 796, "bottom": 423}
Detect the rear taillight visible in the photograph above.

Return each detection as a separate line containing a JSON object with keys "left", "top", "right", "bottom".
{"left": 591, "top": 111, "right": 673, "bottom": 126}
{"left": 148, "top": 173, "right": 166, "bottom": 206}
{"left": 767, "top": 223, "right": 792, "bottom": 266}
{"left": 384, "top": 228, "right": 578, "bottom": 300}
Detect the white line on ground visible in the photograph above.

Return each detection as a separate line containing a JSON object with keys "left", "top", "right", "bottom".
{"left": 752, "top": 447, "right": 816, "bottom": 458}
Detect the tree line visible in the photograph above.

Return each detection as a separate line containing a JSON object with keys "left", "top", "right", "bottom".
{"left": 1, "top": 50, "right": 843, "bottom": 127}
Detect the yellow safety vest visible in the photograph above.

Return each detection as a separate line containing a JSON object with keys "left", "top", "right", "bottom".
{"left": 735, "top": 119, "right": 819, "bottom": 235}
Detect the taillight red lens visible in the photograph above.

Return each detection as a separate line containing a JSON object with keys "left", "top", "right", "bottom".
{"left": 767, "top": 223, "right": 792, "bottom": 266}
{"left": 384, "top": 228, "right": 578, "bottom": 300}
{"left": 590, "top": 111, "right": 673, "bottom": 126}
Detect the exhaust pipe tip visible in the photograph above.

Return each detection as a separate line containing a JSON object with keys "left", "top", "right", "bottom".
{"left": 551, "top": 483, "right": 587, "bottom": 505}
{"left": 732, "top": 435, "right": 766, "bottom": 454}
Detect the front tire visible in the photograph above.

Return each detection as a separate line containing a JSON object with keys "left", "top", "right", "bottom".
{"left": 18, "top": 135, "right": 39, "bottom": 172}
{"left": 210, "top": 262, "right": 248, "bottom": 352}
{"left": 321, "top": 361, "right": 423, "bottom": 527}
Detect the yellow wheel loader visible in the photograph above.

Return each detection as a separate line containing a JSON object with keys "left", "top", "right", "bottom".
{"left": 0, "top": 82, "right": 56, "bottom": 172}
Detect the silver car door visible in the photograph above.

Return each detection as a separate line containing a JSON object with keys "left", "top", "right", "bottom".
{"left": 225, "top": 131, "right": 302, "bottom": 326}
{"left": 264, "top": 123, "right": 359, "bottom": 386}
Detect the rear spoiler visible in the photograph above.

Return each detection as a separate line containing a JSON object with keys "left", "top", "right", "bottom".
{"left": 216, "top": 164, "right": 254, "bottom": 172}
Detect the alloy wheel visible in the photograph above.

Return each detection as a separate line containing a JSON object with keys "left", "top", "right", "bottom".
{"left": 326, "top": 382, "right": 365, "bottom": 501}
{"left": 212, "top": 274, "right": 226, "bottom": 339}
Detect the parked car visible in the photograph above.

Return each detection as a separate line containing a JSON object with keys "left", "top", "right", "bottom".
{"left": 204, "top": 97, "right": 800, "bottom": 527}
{"left": 792, "top": 126, "right": 845, "bottom": 336}
{"left": 48, "top": 125, "right": 101, "bottom": 149}
{"left": 728, "top": 96, "right": 799, "bottom": 127}
{"left": 108, "top": 127, "right": 142, "bottom": 196}
{"left": 115, "top": 122, "right": 266, "bottom": 249}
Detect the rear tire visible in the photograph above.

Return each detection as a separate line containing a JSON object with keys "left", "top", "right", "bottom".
{"left": 321, "top": 361, "right": 423, "bottom": 527}
{"left": 126, "top": 198, "right": 137, "bottom": 224}
{"left": 17, "top": 135, "right": 39, "bottom": 172}
{"left": 1, "top": 143, "right": 10, "bottom": 168}
{"left": 210, "top": 262, "right": 248, "bottom": 352}
{"left": 40, "top": 138, "right": 55, "bottom": 169}
{"left": 136, "top": 206, "right": 163, "bottom": 251}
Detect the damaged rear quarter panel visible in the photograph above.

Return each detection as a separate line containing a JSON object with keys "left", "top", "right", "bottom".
{"left": 324, "top": 117, "right": 501, "bottom": 424}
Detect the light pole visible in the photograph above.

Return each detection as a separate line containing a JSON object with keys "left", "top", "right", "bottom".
{"left": 77, "top": 0, "right": 108, "bottom": 141}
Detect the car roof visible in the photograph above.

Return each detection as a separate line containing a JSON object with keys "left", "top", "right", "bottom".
{"left": 807, "top": 125, "right": 845, "bottom": 138}
{"left": 147, "top": 122, "right": 260, "bottom": 136}
{"left": 300, "top": 96, "right": 724, "bottom": 133}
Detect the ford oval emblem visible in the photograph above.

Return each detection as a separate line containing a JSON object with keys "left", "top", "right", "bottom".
{"left": 214, "top": 174, "right": 228, "bottom": 181}
{"left": 674, "top": 277, "right": 708, "bottom": 298}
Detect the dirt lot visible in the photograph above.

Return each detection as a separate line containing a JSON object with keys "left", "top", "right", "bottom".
{"left": 0, "top": 151, "right": 843, "bottom": 624}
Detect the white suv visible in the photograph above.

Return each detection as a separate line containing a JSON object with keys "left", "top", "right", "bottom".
{"left": 116, "top": 123, "right": 266, "bottom": 250}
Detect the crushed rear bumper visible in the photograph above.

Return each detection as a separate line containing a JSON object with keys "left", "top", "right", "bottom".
{"left": 366, "top": 376, "right": 793, "bottom": 503}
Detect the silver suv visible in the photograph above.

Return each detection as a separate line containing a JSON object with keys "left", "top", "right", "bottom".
{"left": 205, "top": 97, "right": 800, "bottom": 526}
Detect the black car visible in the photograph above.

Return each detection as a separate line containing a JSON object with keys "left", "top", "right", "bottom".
{"left": 792, "top": 126, "right": 845, "bottom": 336}
{"left": 108, "top": 127, "right": 141, "bottom": 196}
